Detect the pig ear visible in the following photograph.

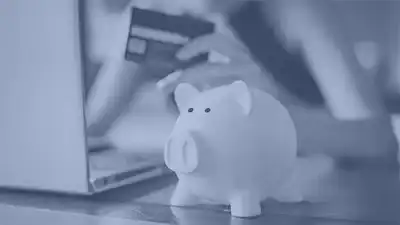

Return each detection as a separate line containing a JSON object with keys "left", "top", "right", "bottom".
{"left": 230, "top": 80, "right": 252, "bottom": 116}
{"left": 174, "top": 83, "right": 200, "bottom": 112}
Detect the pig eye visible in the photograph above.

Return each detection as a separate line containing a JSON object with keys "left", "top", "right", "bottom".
{"left": 205, "top": 108, "right": 211, "bottom": 113}
{"left": 188, "top": 108, "right": 194, "bottom": 113}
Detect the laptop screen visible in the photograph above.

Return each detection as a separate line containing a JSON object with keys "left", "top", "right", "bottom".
{"left": 0, "top": 0, "right": 89, "bottom": 193}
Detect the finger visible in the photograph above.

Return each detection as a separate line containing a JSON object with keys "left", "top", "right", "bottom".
{"left": 181, "top": 63, "right": 257, "bottom": 81}
{"left": 176, "top": 33, "right": 249, "bottom": 61}
{"left": 161, "top": 63, "right": 261, "bottom": 93}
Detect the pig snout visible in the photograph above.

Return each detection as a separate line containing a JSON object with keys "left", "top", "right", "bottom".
{"left": 164, "top": 132, "right": 199, "bottom": 174}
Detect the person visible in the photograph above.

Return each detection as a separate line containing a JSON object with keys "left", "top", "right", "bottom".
{"left": 85, "top": 0, "right": 399, "bottom": 161}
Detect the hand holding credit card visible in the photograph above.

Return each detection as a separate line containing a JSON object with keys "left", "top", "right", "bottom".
{"left": 153, "top": 20, "right": 278, "bottom": 96}
{"left": 125, "top": 7, "right": 215, "bottom": 79}
{"left": 125, "top": 7, "right": 266, "bottom": 95}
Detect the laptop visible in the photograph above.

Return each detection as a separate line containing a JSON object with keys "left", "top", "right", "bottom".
{"left": 0, "top": 0, "right": 175, "bottom": 194}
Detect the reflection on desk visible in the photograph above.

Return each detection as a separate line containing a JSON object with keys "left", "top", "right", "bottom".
{"left": 0, "top": 162, "right": 399, "bottom": 225}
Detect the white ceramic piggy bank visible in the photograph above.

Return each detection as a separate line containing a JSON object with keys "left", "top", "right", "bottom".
{"left": 164, "top": 80, "right": 299, "bottom": 218}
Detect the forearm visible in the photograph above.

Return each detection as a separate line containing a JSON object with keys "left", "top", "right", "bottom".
{"left": 85, "top": 4, "right": 143, "bottom": 137}
{"left": 388, "top": 6, "right": 400, "bottom": 95}
{"left": 86, "top": 59, "right": 142, "bottom": 137}
{"left": 300, "top": 27, "right": 386, "bottom": 120}
{"left": 272, "top": 0, "right": 386, "bottom": 119}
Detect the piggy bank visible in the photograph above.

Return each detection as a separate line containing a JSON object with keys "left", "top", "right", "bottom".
{"left": 164, "top": 80, "right": 300, "bottom": 218}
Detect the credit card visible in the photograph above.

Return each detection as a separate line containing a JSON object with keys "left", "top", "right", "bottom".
{"left": 125, "top": 7, "right": 215, "bottom": 72}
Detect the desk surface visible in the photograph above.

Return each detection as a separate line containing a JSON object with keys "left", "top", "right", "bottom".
{"left": 1, "top": 161, "right": 400, "bottom": 225}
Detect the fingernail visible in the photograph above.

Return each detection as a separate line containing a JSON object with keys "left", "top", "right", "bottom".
{"left": 156, "top": 82, "right": 173, "bottom": 95}
{"left": 157, "top": 71, "right": 183, "bottom": 92}
{"left": 209, "top": 51, "right": 230, "bottom": 64}
{"left": 156, "top": 79, "right": 173, "bottom": 91}
{"left": 176, "top": 51, "right": 189, "bottom": 60}
{"left": 156, "top": 80, "right": 167, "bottom": 90}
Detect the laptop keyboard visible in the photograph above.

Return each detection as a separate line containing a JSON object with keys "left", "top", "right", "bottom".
{"left": 89, "top": 149, "right": 164, "bottom": 171}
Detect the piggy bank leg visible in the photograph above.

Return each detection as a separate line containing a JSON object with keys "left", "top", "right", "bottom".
{"left": 230, "top": 192, "right": 262, "bottom": 218}
{"left": 274, "top": 172, "right": 303, "bottom": 203}
{"left": 170, "top": 181, "right": 200, "bottom": 207}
